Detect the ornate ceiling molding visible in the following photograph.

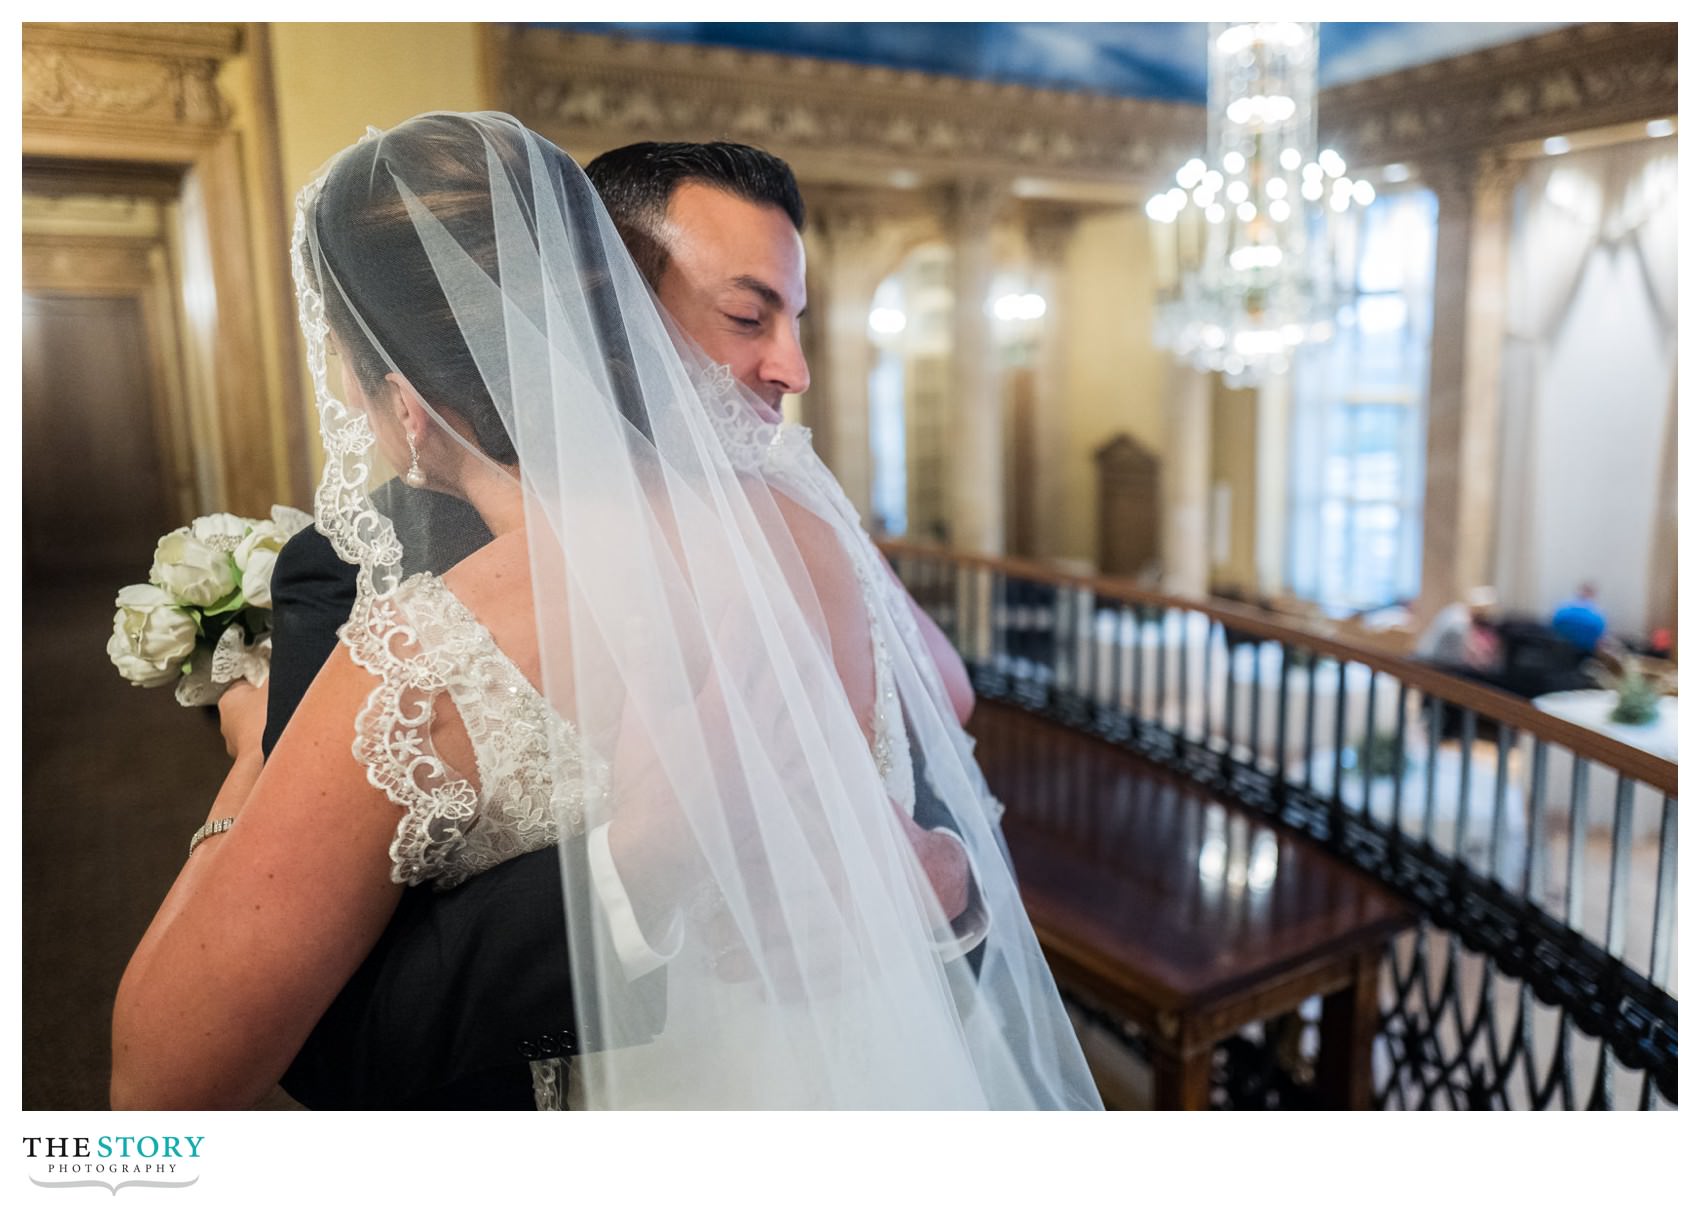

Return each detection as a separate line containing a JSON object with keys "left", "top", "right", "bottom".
{"left": 493, "top": 27, "right": 1203, "bottom": 200}
{"left": 498, "top": 25, "right": 1676, "bottom": 200}
{"left": 1319, "top": 22, "right": 1677, "bottom": 167}
{"left": 22, "top": 23, "right": 241, "bottom": 133}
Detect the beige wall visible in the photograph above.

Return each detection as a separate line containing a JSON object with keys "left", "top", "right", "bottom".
{"left": 1054, "top": 208, "right": 1166, "bottom": 566}
{"left": 270, "top": 24, "right": 488, "bottom": 202}
{"left": 1208, "top": 381, "right": 1259, "bottom": 591}
{"left": 264, "top": 23, "right": 489, "bottom": 476}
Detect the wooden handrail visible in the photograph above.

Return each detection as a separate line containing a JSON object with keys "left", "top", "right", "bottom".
{"left": 879, "top": 539, "right": 1679, "bottom": 798}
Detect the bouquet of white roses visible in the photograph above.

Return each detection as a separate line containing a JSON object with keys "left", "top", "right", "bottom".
{"left": 107, "top": 506, "right": 313, "bottom": 706}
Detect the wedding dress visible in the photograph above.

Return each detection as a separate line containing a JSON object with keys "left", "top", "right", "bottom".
{"left": 293, "top": 111, "right": 1102, "bottom": 1109}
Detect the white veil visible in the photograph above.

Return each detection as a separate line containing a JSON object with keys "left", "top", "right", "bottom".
{"left": 292, "top": 112, "right": 1100, "bottom": 1109}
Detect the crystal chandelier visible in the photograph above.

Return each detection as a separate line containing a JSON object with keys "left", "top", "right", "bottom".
{"left": 1147, "top": 22, "right": 1374, "bottom": 385}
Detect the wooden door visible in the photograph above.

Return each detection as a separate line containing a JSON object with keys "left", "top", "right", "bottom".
{"left": 22, "top": 292, "right": 176, "bottom": 577}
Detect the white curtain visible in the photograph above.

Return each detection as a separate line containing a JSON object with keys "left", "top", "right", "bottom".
{"left": 1495, "top": 138, "right": 1678, "bottom": 636}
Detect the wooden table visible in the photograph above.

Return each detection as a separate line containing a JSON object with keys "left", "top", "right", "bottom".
{"left": 971, "top": 701, "right": 1416, "bottom": 1109}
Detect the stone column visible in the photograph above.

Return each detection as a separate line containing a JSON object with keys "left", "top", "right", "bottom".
{"left": 1416, "top": 152, "right": 1522, "bottom": 617}
{"left": 802, "top": 196, "right": 902, "bottom": 521}
{"left": 948, "top": 178, "right": 1006, "bottom": 555}
{"left": 1162, "top": 363, "right": 1213, "bottom": 598}
{"left": 1254, "top": 371, "right": 1292, "bottom": 595}
{"left": 1023, "top": 207, "right": 1079, "bottom": 563}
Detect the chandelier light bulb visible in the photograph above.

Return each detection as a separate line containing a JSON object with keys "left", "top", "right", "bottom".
{"left": 1233, "top": 328, "right": 1289, "bottom": 356}
{"left": 1319, "top": 148, "right": 1346, "bottom": 177}
{"left": 1269, "top": 198, "right": 1291, "bottom": 222}
{"left": 1352, "top": 180, "right": 1377, "bottom": 206}
{"left": 1301, "top": 178, "right": 1324, "bottom": 201}
{"left": 1192, "top": 185, "right": 1213, "bottom": 207}
{"left": 1223, "top": 151, "right": 1246, "bottom": 174}
{"left": 1167, "top": 187, "right": 1187, "bottom": 207}
{"left": 1216, "top": 24, "right": 1255, "bottom": 55}
{"left": 1266, "top": 178, "right": 1288, "bottom": 199}
{"left": 868, "top": 307, "right": 907, "bottom": 335}
{"left": 1206, "top": 203, "right": 1226, "bottom": 224}
{"left": 1203, "top": 170, "right": 1224, "bottom": 191}
{"left": 1178, "top": 158, "right": 1208, "bottom": 187}
{"left": 1229, "top": 245, "right": 1284, "bottom": 271}
{"left": 1236, "top": 201, "right": 1257, "bottom": 223}
{"left": 1330, "top": 192, "right": 1351, "bottom": 212}
{"left": 1280, "top": 147, "right": 1302, "bottom": 172}
{"left": 1228, "top": 95, "right": 1298, "bottom": 127}
{"left": 1226, "top": 180, "right": 1250, "bottom": 204}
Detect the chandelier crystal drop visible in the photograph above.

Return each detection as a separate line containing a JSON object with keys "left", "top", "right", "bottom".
{"left": 1147, "top": 22, "right": 1372, "bottom": 385}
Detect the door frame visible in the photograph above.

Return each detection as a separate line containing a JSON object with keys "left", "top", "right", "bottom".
{"left": 23, "top": 22, "right": 308, "bottom": 517}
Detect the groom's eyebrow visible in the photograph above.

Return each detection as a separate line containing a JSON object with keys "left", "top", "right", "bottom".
{"left": 730, "top": 274, "right": 805, "bottom": 319}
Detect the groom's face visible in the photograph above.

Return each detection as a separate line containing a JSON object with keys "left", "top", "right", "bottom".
{"left": 653, "top": 182, "right": 810, "bottom": 419}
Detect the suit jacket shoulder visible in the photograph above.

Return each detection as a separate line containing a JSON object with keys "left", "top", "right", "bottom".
{"left": 261, "top": 524, "right": 357, "bottom": 757}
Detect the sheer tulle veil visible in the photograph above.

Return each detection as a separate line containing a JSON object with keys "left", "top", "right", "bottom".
{"left": 290, "top": 111, "right": 1101, "bottom": 1109}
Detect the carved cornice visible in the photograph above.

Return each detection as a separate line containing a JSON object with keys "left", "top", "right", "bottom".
{"left": 1320, "top": 22, "right": 1676, "bottom": 167}
{"left": 496, "top": 24, "right": 1675, "bottom": 204}
{"left": 22, "top": 23, "right": 241, "bottom": 131}
{"left": 495, "top": 27, "right": 1202, "bottom": 199}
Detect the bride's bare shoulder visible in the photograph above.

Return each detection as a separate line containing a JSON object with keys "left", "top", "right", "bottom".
{"left": 436, "top": 530, "right": 543, "bottom": 667}
{"left": 439, "top": 530, "right": 532, "bottom": 599}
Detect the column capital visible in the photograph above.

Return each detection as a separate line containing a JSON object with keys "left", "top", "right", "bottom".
{"left": 1417, "top": 149, "right": 1527, "bottom": 206}
{"left": 939, "top": 175, "right": 1007, "bottom": 237}
{"left": 1023, "top": 204, "right": 1080, "bottom": 267}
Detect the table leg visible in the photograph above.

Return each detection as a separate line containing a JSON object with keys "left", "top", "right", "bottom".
{"left": 1151, "top": 1044, "right": 1214, "bottom": 1110}
{"left": 1316, "top": 948, "right": 1381, "bottom": 1110}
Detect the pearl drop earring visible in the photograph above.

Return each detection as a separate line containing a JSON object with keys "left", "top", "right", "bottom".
{"left": 404, "top": 432, "right": 426, "bottom": 488}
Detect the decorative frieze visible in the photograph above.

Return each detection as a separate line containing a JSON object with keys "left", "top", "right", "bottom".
{"left": 494, "top": 27, "right": 1202, "bottom": 195}
{"left": 1321, "top": 23, "right": 1676, "bottom": 167}
{"left": 22, "top": 23, "right": 239, "bottom": 129}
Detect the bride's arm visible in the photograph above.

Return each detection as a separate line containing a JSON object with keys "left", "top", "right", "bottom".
{"left": 111, "top": 647, "right": 404, "bottom": 1110}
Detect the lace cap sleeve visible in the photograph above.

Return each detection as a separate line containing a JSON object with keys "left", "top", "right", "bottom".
{"left": 343, "top": 575, "right": 482, "bottom": 888}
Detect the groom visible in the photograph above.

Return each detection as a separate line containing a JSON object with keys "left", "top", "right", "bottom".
{"left": 262, "top": 140, "right": 986, "bottom": 1109}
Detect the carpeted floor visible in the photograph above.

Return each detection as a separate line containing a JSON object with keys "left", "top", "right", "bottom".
{"left": 22, "top": 569, "right": 300, "bottom": 1109}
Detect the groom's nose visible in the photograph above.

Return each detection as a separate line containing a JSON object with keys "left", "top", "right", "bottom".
{"left": 759, "top": 327, "right": 810, "bottom": 401}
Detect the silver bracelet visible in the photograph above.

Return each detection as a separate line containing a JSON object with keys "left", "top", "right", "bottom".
{"left": 188, "top": 816, "right": 235, "bottom": 857}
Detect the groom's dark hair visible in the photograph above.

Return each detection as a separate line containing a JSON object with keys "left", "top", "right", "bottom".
{"left": 584, "top": 141, "right": 805, "bottom": 288}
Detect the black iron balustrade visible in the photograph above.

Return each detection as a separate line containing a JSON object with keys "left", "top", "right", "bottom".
{"left": 884, "top": 540, "right": 1678, "bottom": 1110}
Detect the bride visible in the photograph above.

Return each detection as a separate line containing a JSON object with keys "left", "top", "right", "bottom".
{"left": 111, "top": 112, "right": 1102, "bottom": 1110}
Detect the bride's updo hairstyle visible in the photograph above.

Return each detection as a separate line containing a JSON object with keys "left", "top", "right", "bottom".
{"left": 309, "top": 113, "right": 550, "bottom": 467}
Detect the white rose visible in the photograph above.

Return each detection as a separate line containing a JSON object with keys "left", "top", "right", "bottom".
{"left": 190, "top": 512, "right": 254, "bottom": 551}
{"left": 234, "top": 521, "right": 289, "bottom": 609}
{"left": 151, "top": 526, "right": 240, "bottom": 607}
{"left": 107, "top": 583, "right": 197, "bottom": 688}
{"left": 240, "top": 546, "right": 280, "bottom": 608}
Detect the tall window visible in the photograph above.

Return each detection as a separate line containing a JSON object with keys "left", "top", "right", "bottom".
{"left": 1287, "top": 188, "right": 1437, "bottom": 612}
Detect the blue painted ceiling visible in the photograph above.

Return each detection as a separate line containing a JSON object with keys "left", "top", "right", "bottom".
{"left": 543, "top": 23, "right": 1571, "bottom": 103}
